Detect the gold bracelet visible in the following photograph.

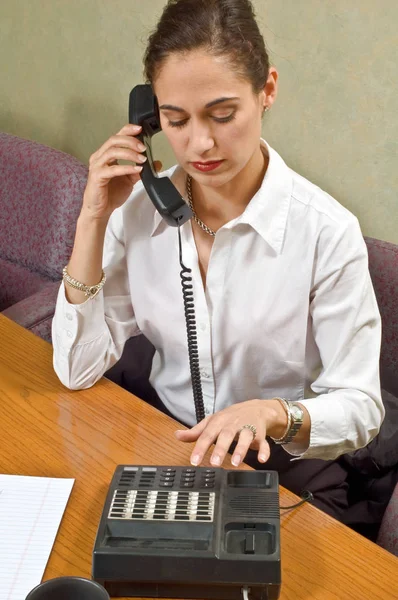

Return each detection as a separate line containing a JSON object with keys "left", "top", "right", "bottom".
{"left": 62, "top": 266, "right": 106, "bottom": 299}
{"left": 269, "top": 397, "right": 292, "bottom": 444}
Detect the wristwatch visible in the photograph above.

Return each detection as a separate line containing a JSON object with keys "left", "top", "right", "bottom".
{"left": 271, "top": 398, "right": 304, "bottom": 445}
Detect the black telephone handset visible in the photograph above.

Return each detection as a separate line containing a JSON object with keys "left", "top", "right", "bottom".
{"left": 129, "top": 84, "right": 192, "bottom": 227}
{"left": 129, "top": 84, "right": 205, "bottom": 424}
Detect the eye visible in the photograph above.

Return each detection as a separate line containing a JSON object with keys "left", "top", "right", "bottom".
{"left": 168, "top": 119, "right": 189, "bottom": 129}
{"left": 212, "top": 113, "right": 236, "bottom": 124}
{"left": 168, "top": 112, "right": 236, "bottom": 128}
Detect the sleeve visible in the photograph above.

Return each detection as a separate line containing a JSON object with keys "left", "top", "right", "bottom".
{"left": 52, "top": 209, "right": 141, "bottom": 390}
{"left": 284, "top": 217, "right": 385, "bottom": 461}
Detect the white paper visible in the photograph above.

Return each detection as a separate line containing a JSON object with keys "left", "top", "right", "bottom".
{"left": 0, "top": 475, "right": 74, "bottom": 600}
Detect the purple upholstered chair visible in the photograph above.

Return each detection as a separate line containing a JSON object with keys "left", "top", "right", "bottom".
{"left": 364, "top": 237, "right": 398, "bottom": 556}
{"left": 0, "top": 132, "right": 88, "bottom": 342}
{"left": 365, "top": 237, "right": 398, "bottom": 399}
{"left": 377, "top": 482, "right": 398, "bottom": 556}
{"left": 352, "top": 236, "right": 398, "bottom": 553}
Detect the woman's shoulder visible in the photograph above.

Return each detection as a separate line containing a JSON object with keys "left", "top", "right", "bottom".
{"left": 282, "top": 161, "right": 366, "bottom": 261}
{"left": 289, "top": 165, "right": 358, "bottom": 229}
{"left": 264, "top": 141, "right": 359, "bottom": 232}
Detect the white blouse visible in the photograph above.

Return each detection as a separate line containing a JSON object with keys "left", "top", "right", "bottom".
{"left": 52, "top": 140, "right": 384, "bottom": 460}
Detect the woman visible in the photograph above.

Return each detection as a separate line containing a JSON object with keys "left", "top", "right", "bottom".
{"left": 52, "top": 0, "right": 384, "bottom": 520}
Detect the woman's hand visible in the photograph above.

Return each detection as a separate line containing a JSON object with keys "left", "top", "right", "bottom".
{"left": 175, "top": 399, "right": 284, "bottom": 468}
{"left": 81, "top": 123, "right": 162, "bottom": 221}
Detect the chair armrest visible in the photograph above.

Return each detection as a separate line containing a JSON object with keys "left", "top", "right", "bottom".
{"left": 2, "top": 281, "right": 60, "bottom": 333}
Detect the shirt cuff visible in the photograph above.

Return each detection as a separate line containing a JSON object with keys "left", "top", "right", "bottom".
{"left": 281, "top": 395, "right": 348, "bottom": 461}
{"left": 54, "top": 281, "right": 107, "bottom": 350}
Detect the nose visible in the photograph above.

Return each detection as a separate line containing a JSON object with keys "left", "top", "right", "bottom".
{"left": 188, "top": 118, "right": 215, "bottom": 156}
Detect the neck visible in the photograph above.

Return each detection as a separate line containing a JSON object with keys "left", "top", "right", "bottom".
{"left": 190, "top": 144, "right": 267, "bottom": 226}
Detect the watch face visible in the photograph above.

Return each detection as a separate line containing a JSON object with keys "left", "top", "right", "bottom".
{"left": 291, "top": 405, "right": 303, "bottom": 420}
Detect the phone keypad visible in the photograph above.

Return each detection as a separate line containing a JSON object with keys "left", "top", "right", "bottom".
{"left": 200, "top": 470, "right": 216, "bottom": 489}
{"left": 160, "top": 468, "right": 176, "bottom": 487}
{"left": 122, "top": 466, "right": 220, "bottom": 492}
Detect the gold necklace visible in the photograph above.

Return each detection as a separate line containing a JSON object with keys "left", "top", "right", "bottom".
{"left": 186, "top": 175, "right": 216, "bottom": 237}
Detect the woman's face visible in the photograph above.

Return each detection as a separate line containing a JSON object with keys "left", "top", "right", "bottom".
{"left": 153, "top": 49, "right": 272, "bottom": 188}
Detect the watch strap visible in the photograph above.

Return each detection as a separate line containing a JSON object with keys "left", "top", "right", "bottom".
{"left": 270, "top": 398, "right": 303, "bottom": 445}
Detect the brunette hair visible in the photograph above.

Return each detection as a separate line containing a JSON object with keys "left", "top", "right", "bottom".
{"left": 144, "top": 0, "right": 270, "bottom": 93}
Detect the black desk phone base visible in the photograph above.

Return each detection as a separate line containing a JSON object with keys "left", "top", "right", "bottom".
{"left": 92, "top": 465, "right": 281, "bottom": 599}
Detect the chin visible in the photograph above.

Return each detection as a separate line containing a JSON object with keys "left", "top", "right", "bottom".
{"left": 191, "top": 166, "right": 241, "bottom": 188}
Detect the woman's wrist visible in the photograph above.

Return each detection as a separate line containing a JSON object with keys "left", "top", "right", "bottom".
{"left": 78, "top": 207, "right": 110, "bottom": 229}
{"left": 262, "top": 399, "right": 289, "bottom": 439}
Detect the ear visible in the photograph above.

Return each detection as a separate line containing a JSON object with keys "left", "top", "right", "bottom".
{"left": 262, "top": 66, "right": 278, "bottom": 111}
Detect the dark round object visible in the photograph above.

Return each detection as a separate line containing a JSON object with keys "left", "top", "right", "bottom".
{"left": 25, "top": 577, "right": 110, "bottom": 600}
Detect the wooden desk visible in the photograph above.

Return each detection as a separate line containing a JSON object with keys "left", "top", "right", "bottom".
{"left": 0, "top": 314, "right": 397, "bottom": 599}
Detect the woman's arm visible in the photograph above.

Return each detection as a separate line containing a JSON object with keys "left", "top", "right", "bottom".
{"left": 52, "top": 124, "right": 149, "bottom": 389}
{"left": 52, "top": 208, "right": 140, "bottom": 390}
{"left": 284, "top": 217, "right": 384, "bottom": 460}
{"left": 64, "top": 211, "right": 108, "bottom": 305}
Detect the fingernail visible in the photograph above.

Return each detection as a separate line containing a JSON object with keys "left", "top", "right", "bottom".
{"left": 259, "top": 454, "right": 266, "bottom": 463}
{"left": 231, "top": 454, "right": 241, "bottom": 467}
{"left": 133, "top": 166, "right": 143, "bottom": 172}
{"left": 191, "top": 455, "right": 200, "bottom": 466}
{"left": 211, "top": 455, "right": 221, "bottom": 466}
{"left": 137, "top": 143, "right": 146, "bottom": 152}
{"left": 137, "top": 155, "right": 147, "bottom": 163}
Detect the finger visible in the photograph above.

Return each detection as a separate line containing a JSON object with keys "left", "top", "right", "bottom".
{"left": 94, "top": 147, "right": 147, "bottom": 168}
{"left": 257, "top": 438, "right": 270, "bottom": 464}
{"left": 116, "top": 123, "right": 142, "bottom": 136}
{"left": 93, "top": 164, "right": 143, "bottom": 183}
{"left": 210, "top": 427, "right": 237, "bottom": 467}
{"left": 92, "top": 132, "right": 146, "bottom": 164}
{"left": 175, "top": 415, "right": 211, "bottom": 442}
{"left": 231, "top": 427, "right": 258, "bottom": 467}
{"left": 190, "top": 423, "right": 221, "bottom": 466}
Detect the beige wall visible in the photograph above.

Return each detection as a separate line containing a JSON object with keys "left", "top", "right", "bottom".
{"left": 1, "top": 0, "right": 397, "bottom": 242}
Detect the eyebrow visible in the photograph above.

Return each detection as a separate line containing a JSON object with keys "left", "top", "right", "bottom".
{"left": 158, "top": 96, "right": 240, "bottom": 112}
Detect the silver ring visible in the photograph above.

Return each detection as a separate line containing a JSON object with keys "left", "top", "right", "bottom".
{"left": 239, "top": 424, "right": 257, "bottom": 438}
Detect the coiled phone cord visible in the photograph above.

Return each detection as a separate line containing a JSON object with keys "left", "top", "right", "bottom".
{"left": 177, "top": 221, "right": 206, "bottom": 423}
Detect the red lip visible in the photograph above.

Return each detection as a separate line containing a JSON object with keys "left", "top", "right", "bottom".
{"left": 191, "top": 160, "right": 224, "bottom": 172}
